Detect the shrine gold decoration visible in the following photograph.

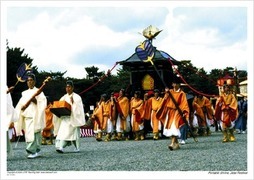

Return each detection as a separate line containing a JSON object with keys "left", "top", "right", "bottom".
{"left": 142, "top": 74, "right": 154, "bottom": 90}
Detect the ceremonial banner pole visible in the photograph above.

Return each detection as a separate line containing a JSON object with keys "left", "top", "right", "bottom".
{"left": 14, "top": 63, "right": 33, "bottom": 87}
{"left": 7, "top": 63, "right": 33, "bottom": 94}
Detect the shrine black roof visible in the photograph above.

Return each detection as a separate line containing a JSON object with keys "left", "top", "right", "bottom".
{"left": 118, "top": 48, "right": 180, "bottom": 67}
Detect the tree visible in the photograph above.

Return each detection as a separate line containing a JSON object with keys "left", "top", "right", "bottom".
{"left": 85, "top": 66, "right": 104, "bottom": 80}
{"left": 7, "top": 46, "right": 36, "bottom": 87}
{"left": 39, "top": 71, "right": 67, "bottom": 102}
{"left": 77, "top": 67, "right": 131, "bottom": 111}
{"left": 7, "top": 46, "right": 38, "bottom": 105}
{"left": 7, "top": 45, "right": 67, "bottom": 106}
{"left": 178, "top": 60, "right": 218, "bottom": 96}
{"left": 7, "top": 43, "right": 248, "bottom": 110}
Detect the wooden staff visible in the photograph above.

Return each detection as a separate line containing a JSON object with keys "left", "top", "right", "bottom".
{"left": 21, "top": 77, "right": 51, "bottom": 111}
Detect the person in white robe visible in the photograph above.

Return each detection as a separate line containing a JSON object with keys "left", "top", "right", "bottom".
{"left": 7, "top": 86, "right": 18, "bottom": 156}
{"left": 14, "top": 74, "right": 47, "bottom": 159}
{"left": 54, "top": 80, "right": 86, "bottom": 153}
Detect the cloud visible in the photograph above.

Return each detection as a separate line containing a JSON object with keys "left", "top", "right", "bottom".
{"left": 7, "top": 6, "right": 169, "bottom": 78}
{"left": 7, "top": 8, "right": 138, "bottom": 77}
{"left": 5, "top": 4, "right": 250, "bottom": 79}
{"left": 157, "top": 6, "right": 248, "bottom": 74}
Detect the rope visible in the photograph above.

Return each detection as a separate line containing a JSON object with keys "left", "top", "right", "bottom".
{"left": 78, "top": 62, "right": 119, "bottom": 95}
{"left": 78, "top": 58, "right": 219, "bottom": 98}
{"left": 177, "top": 62, "right": 217, "bottom": 85}
{"left": 167, "top": 59, "right": 218, "bottom": 98}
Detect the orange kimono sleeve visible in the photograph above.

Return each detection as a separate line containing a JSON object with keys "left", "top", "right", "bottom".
{"left": 203, "top": 97, "right": 214, "bottom": 120}
{"left": 110, "top": 100, "right": 117, "bottom": 121}
{"left": 192, "top": 102, "right": 205, "bottom": 121}
{"left": 142, "top": 98, "right": 152, "bottom": 120}
{"left": 156, "top": 97, "right": 168, "bottom": 125}
{"left": 214, "top": 97, "right": 222, "bottom": 120}
{"left": 133, "top": 99, "right": 144, "bottom": 123}
{"left": 119, "top": 97, "right": 129, "bottom": 119}
{"left": 92, "top": 104, "right": 103, "bottom": 128}
{"left": 44, "top": 104, "right": 54, "bottom": 131}
{"left": 178, "top": 91, "right": 190, "bottom": 123}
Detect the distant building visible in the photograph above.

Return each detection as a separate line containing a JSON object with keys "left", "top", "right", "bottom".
{"left": 239, "top": 80, "right": 247, "bottom": 97}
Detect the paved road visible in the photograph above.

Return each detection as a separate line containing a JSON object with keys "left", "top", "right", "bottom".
{"left": 4, "top": 129, "right": 252, "bottom": 179}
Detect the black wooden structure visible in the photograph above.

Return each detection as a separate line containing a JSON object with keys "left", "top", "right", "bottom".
{"left": 119, "top": 47, "right": 180, "bottom": 95}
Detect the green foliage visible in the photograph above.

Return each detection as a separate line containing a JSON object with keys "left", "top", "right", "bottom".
{"left": 177, "top": 60, "right": 247, "bottom": 96}
{"left": 7, "top": 44, "right": 247, "bottom": 108}
{"left": 7, "top": 46, "right": 36, "bottom": 105}
{"left": 85, "top": 66, "right": 104, "bottom": 80}
{"left": 6, "top": 45, "right": 67, "bottom": 106}
{"left": 7, "top": 47, "right": 34, "bottom": 86}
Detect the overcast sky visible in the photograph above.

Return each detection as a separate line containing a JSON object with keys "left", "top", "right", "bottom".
{"left": 2, "top": 1, "right": 253, "bottom": 79}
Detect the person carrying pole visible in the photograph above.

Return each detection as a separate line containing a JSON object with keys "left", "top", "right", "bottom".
{"left": 156, "top": 76, "right": 190, "bottom": 150}
{"left": 14, "top": 73, "right": 48, "bottom": 158}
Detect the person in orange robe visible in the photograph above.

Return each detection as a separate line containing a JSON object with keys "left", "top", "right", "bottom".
{"left": 130, "top": 91, "right": 144, "bottom": 140}
{"left": 156, "top": 78, "right": 189, "bottom": 150}
{"left": 91, "top": 102, "right": 102, "bottom": 141}
{"left": 192, "top": 94, "right": 214, "bottom": 136}
{"left": 103, "top": 94, "right": 115, "bottom": 141}
{"left": 92, "top": 94, "right": 113, "bottom": 142}
{"left": 141, "top": 91, "right": 153, "bottom": 138}
{"left": 91, "top": 94, "right": 113, "bottom": 141}
{"left": 144, "top": 89, "right": 163, "bottom": 140}
{"left": 109, "top": 92, "right": 118, "bottom": 140}
{"left": 214, "top": 85, "right": 238, "bottom": 142}
{"left": 41, "top": 100, "right": 54, "bottom": 145}
{"left": 113, "top": 89, "right": 130, "bottom": 140}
